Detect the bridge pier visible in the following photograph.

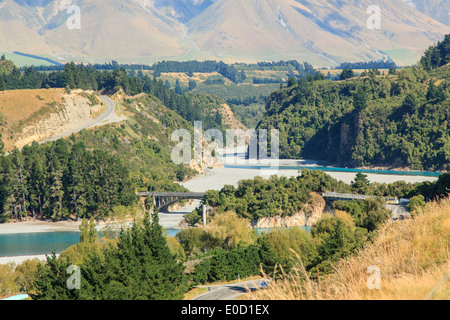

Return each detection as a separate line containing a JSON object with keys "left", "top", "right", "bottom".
{"left": 202, "top": 205, "right": 207, "bottom": 227}
{"left": 137, "top": 192, "right": 206, "bottom": 211}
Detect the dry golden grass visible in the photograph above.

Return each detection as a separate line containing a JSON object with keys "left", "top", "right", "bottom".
{"left": 0, "top": 88, "right": 64, "bottom": 124}
{"left": 0, "top": 88, "right": 65, "bottom": 150}
{"left": 159, "top": 72, "right": 231, "bottom": 85}
{"left": 244, "top": 198, "right": 450, "bottom": 300}
{"left": 183, "top": 287, "right": 209, "bottom": 300}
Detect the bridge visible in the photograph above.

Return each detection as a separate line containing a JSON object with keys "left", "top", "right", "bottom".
{"left": 322, "top": 192, "right": 410, "bottom": 220}
{"left": 137, "top": 192, "right": 206, "bottom": 210}
{"left": 321, "top": 192, "right": 375, "bottom": 202}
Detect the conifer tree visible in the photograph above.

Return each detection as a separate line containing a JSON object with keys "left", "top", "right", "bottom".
{"left": 0, "top": 75, "right": 5, "bottom": 91}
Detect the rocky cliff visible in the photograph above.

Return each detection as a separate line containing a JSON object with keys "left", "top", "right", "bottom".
{"left": 250, "top": 193, "right": 326, "bottom": 228}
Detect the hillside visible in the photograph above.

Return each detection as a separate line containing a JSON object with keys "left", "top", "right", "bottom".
{"left": 402, "top": 0, "right": 449, "bottom": 26}
{"left": 0, "top": 88, "right": 200, "bottom": 222}
{"left": 256, "top": 38, "right": 450, "bottom": 171}
{"left": 245, "top": 197, "right": 450, "bottom": 300}
{"left": 0, "top": 88, "right": 104, "bottom": 151}
{"left": 187, "top": 0, "right": 449, "bottom": 66}
{"left": 0, "top": 0, "right": 448, "bottom": 66}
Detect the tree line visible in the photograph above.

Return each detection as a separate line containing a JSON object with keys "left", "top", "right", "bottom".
{"left": 337, "top": 60, "right": 397, "bottom": 70}
{"left": 0, "top": 140, "right": 136, "bottom": 222}
{"left": 0, "top": 60, "right": 226, "bottom": 129}
{"left": 151, "top": 60, "right": 247, "bottom": 83}
{"left": 420, "top": 34, "right": 450, "bottom": 70}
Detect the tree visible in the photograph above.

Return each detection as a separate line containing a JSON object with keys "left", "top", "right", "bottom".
{"left": 258, "top": 227, "right": 317, "bottom": 269}
{"left": 79, "top": 217, "right": 98, "bottom": 244}
{"left": 45, "top": 158, "right": 65, "bottom": 221}
{"left": 175, "top": 79, "right": 184, "bottom": 95}
{"left": 312, "top": 216, "right": 359, "bottom": 273}
{"left": 353, "top": 86, "right": 367, "bottom": 112}
{"left": 0, "top": 134, "right": 4, "bottom": 155}
{"left": 205, "top": 211, "right": 256, "bottom": 250}
{"left": 426, "top": 81, "right": 438, "bottom": 101}
{"left": 33, "top": 211, "right": 188, "bottom": 300}
{"left": 83, "top": 210, "right": 187, "bottom": 300}
{"left": 402, "top": 93, "right": 418, "bottom": 112}
{"left": 188, "top": 80, "right": 197, "bottom": 91}
{"left": 352, "top": 173, "right": 370, "bottom": 194}
{"left": 388, "top": 66, "right": 396, "bottom": 75}
{"left": 340, "top": 69, "right": 354, "bottom": 80}
{"left": 31, "top": 253, "right": 78, "bottom": 300}
{"left": 287, "top": 77, "right": 297, "bottom": 87}
{"left": 407, "top": 194, "right": 426, "bottom": 216}
{"left": 0, "top": 75, "right": 5, "bottom": 91}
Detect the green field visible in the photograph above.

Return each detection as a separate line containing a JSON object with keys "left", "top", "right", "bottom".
{"left": 0, "top": 52, "right": 59, "bottom": 67}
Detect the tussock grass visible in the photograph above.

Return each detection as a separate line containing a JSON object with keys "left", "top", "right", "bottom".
{"left": 245, "top": 198, "right": 450, "bottom": 300}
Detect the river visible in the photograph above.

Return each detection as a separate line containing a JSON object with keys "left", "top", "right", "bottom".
{"left": 0, "top": 151, "right": 440, "bottom": 263}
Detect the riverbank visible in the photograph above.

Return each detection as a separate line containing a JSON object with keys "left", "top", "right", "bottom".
{"left": 181, "top": 162, "right": 439, "bottom": 192}
{"left": 182, "top": 148, "right": 439, "bottom": 192}
{"left": 0, "top": 150, "right": 441, "bottom": 265}
{"left": 0, "top": 220, "right": 82, "bottom": 235}
{"left": 0, "top": 254, "right": 49, "bottom": 265}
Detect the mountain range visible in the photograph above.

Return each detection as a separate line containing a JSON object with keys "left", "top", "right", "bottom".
{"left": 0, "top": 0, "right": 448, "bottom": 66}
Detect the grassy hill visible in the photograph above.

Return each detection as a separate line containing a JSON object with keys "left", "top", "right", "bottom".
{"left": 0, "top": 88, "right": 104, "bottom": 151}
{"left": 245, "top": 197, "right": 450, "bottom": 300}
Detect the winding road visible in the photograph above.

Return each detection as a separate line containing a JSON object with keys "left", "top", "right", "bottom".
{"left": 43, "top": 95, "right": 125, "bottom": 144}
{"left": 192, "top": 279, "right": 269, "bottom": 300}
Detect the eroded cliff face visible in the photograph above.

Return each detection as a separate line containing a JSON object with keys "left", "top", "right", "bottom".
{"left": 14, "top": 90, "right": 103, "bottom": 149}
{"left": 250, "top": 193, "right": 326, "bottom": 228}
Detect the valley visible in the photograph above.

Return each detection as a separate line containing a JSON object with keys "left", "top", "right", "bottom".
{"left": 0, "top": 0, "right": 449, "bottom": 303}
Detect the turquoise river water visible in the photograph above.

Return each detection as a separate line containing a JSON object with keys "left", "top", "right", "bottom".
{"left": 0, "top": 163, "right": 441, "bottom": 258}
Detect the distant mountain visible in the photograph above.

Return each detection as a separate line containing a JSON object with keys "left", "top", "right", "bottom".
{"left": 39, "top": 0, "right": 185, "bottom": 62}
{"left": 0, "top": 0, "right": 448, "bottom": 66}
{"left": 185, "top": 0, "right": 449, "bottom": 66}
{"left": 150, "top": 0, "right": 217, "bottom": 23}
{"left": 402, "top": 0, "right": 449, "bottom": 26}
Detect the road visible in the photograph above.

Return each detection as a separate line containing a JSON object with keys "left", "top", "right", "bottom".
{"left": 192, "top": 279, "right": 269, "bottom": 300}
{"left": 43, "top": 95, "right": 125, "bottom": 143}
{"left": 387, "top": 204, "right": 411, "bottom": 220}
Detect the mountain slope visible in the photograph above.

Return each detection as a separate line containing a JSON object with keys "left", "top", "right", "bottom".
{"left": 0, "top": 88, "right": 106, "bottom": 151}
{"left": 0, "top": 0, "right": 448, "bottom": 66}
{"left": 186, "top": 0, "right": 450, "bottom": 66}
{"left": 150, "top": 0, "right": 217, "bottom": 23}
{"left": 39, "top": 0, "right": 186, "bottom": 62}
{"left": 0, "top": 0, "right": 56, "bottom": 56}
{"left": 402, "top": 0, "right": 449, "bottom": 26}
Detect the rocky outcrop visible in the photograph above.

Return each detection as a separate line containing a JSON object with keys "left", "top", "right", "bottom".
{"left": 15, "top": 90, "right": 102, "bottom": 149}
{"left": 250, "top": 193, "right": 326, "bottom": 228}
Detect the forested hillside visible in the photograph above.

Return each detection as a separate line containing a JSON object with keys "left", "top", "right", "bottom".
{"left": 257, "top": 35, "right": 450, "bottom": 171}
{"left": 0, "top": 59, "right": 231, "bottom": 131}
{"left": 0, "top": 91, "right": 197, "bottom": 223}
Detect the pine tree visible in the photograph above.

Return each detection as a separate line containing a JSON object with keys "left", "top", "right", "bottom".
{"left": 45, "top": 158, "right": 65, "bottom": 221}
{"left": 426, "top": 81, "right": 438, "bottom": 101}
{"left": 0, "top": 75, "right": 5, "bottom": 91}
{"left": 30, "top": 253, "right": 78, "bottom": 300}
{"left": 353, "top": 86, "right": 368, "bottom": 112}
{"left": 12, "top": 151, "right": 30, "bottom": 219}
{"left": 0, "top": 134, "right": 4, "bottom": 155}
{"left": 340, "top": 69, "right": 354, "bottom": 80}
{"left": 81, "top": 210, "right": 188, "bottom": 300}
{"left": 68, "top": 146, "right": 87, "bottom": 219}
